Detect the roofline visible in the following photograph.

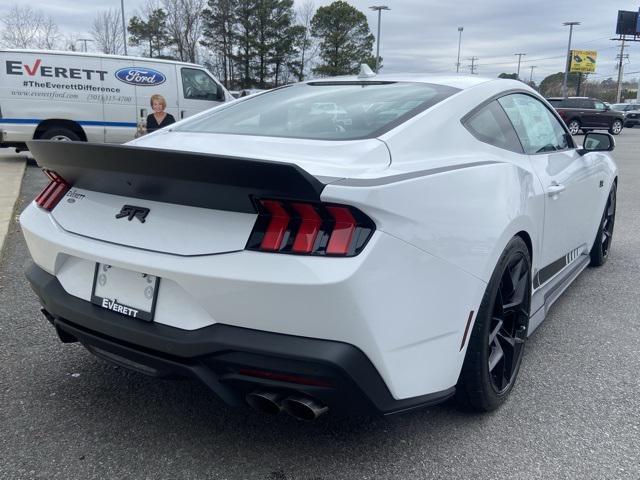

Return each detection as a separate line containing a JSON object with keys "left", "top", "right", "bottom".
{"left": 0, "top": 48, "right": 203, "bottom": 68}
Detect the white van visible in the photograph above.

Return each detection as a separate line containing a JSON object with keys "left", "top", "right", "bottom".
{"left": 0, "top": 49, "right": 231, "bottom": 149}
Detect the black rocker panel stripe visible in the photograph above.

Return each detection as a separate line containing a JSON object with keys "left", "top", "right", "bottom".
{"left": 533, "top": 247, "right": 584, "bottom": 289}
{"left": 27, "top": 140, "right": 326, "bottom": 213}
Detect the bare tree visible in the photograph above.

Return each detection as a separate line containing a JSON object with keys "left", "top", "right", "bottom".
{"left": 296, "top": 0, "right": 317, "bottom": 81}
{"left": 91, "top": 9, "right": 125, "bottom": 55}
{"left": 162, "top": 0, "right": 206, "bottom": 63}
{"left": 35, "top": 15, "right": 61, "bottom": 50}
{"left": 1, "top": 5, "right": 60, "bottom": 49}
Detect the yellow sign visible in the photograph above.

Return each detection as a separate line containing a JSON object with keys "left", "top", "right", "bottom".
{"left": 570, "top": 50, "right": 597, "bottom": 73}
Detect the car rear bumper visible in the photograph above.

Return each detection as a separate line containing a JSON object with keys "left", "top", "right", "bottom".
{"left": 26, "top": 263, "right": 455, "bottom": 415}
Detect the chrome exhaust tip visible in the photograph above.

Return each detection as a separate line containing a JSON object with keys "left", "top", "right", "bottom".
{"left": 245, "top": 391, "right": 284, "bottom": 415}
{"left": 282, "top": 395, "right": 328, "bottom": 421}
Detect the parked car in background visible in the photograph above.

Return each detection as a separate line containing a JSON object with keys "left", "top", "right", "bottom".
{"left": 546, "top": 97, "right": 625, "bottom": 135}
{"left": 0, "top": 49, "right": 231, "bottom": 150}
{"left": 610, "top": 102, "right": 640, "bottom": 127}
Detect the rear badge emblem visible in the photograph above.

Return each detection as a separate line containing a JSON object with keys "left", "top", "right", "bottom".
{"left": 116, "top": 205, "right": 150, "bottom": 223}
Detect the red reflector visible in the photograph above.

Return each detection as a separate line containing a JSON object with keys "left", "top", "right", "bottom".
{"left": 238, "top": 368, "right": 332, "bottom": 388}
{"left": 35, "top": 170, "right": 70, "bottom": 211}
{"left": 291, "top": 203, "right": 322, "bottom": 253}
{"left": 260, "top": 200, "right": 290, "bottom": 251}
{"left": 326, "top": 206, "right": 357, "bottom": 255}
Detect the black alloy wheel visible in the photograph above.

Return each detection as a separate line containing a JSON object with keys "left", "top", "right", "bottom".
{"left": 590, "top": 184, "right": 616, "bottom": 266}
{"left": 456, "top": 236, "right": 531, "bottom": 411}
{"left": 487, "top": 253, "right": 529, "bottom": 394}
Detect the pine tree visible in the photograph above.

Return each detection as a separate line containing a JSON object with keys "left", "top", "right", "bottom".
{"left": 311, "top": 1, "right": 375, "bottom": 77}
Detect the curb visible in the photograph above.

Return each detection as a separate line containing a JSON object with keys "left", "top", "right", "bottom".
{"left": 0, "top": 151, "right": 27, "bottom": 257}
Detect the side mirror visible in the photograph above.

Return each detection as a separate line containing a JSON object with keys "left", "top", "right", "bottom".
{"left": 604, "top": 104, "right": 611, "bottom": 111}
{"left": 577, "top": 132, "right": 615, "bottom": 155}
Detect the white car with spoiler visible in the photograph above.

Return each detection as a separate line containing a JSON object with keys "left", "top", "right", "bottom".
{"left": 20, "top": 72, "right": 618, "bottom": 421}
{"left": 0, "top": 49, "right": 231, "bottom": 149}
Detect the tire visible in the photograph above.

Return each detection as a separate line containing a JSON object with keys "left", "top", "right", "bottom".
{"left": 589, "top": 183, "right": 616, "bottom": 267}
{"left": 567, "top": 119, "right": 581, "bottom": 135}
{"left": 456, "top": 236, "right": 531, "bottom": 412}
{"left": 609, "top": 119, "right": 623, "bottom": 135}
{"left": 40, "top": 127, "right": 81, "bottom": 142}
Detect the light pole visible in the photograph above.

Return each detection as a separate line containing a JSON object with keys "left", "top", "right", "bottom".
{"left": 456, "top": 27, "right": 464, "bottom": 74}
{"left": 529, "top": 65, "right": 536, "bottom": 84}
{"left": 369, "top": 5, "right": 390, "bottom": 73}
{"left": 77, "top": 38, "right": 93, "bottom": 52}
{"left": 120, "top": 0, "right": 128, "bottom": 55}
{"left": 562, "top": 21, "right": 580, "bottom": 98}
{"left": 514, "top": 53, "right": 526, "bottom": 79}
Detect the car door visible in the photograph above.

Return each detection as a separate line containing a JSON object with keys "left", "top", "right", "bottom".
{"left": 498, "top": 93, "right": 600, "bottom": 284}
{"left": 592, "top": 100, "right": 610, "bottom": 128}
{"left": 177, "top": 67, "right": 225, "bottom": 120}
{"left": 578, "top": 99, "right": 599, "bottom": 128}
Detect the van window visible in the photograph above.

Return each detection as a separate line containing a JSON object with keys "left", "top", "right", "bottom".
{"left": 181, "top": 68, "right": 220, "bottom": 101}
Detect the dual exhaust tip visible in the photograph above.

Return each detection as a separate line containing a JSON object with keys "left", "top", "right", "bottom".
{"left": 246, "top": 391, "right": 328, "bottom": 421}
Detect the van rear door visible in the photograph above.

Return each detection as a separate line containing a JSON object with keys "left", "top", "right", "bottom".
{"left": 176, "top": 66, "right": 225, "bottom": 120}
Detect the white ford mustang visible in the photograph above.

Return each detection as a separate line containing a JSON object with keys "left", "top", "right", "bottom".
{"left": 21, "top": 73, "right": 618, "bottom": 420}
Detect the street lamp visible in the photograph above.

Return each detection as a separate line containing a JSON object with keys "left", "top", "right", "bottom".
{"left": 514, "top": 53, "right": 526, "bottom": 79}
{"left": 120, "top": 0, "right": 128, "bottom": 55}
{"left": 77, "top": 38, "right": 94, "bottom": 52}
{"left": 562, "top": 21, "right": 580, "bottom": 98}
{"left": 369, "top": 5, "right": 390, "bottom": 73}
{"left": 456, "top": 27, "right": 464, "bottom": 74}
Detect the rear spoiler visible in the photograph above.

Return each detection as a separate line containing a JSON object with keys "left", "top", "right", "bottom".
{"left": 27, "top": 140, "right": 326, "bottom": 213}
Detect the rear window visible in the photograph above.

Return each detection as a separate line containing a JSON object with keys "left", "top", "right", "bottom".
{"left": 174, "top": 82, "right": 459, "bottom": 140}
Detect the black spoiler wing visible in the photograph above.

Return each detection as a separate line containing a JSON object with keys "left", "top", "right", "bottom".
{"left": 27, "top": 140, "right": 326, "bottom": 213}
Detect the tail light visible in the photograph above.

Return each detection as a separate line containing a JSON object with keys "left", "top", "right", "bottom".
{"left": 35, "top": 170, "right": 70, "bottom": 211}
{"left": 246, "top": 198, "right": 375, "bottom": 257}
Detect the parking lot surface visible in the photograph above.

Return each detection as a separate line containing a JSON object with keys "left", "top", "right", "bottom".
{"left": 1, "top": 130, "right": 639, "bottom": 480}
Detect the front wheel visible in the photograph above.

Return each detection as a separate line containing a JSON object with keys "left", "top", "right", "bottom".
{"left": 456, "top": 236, "right": 531, "bottom": 412}
{"left": 609, "top": 120, "right": 623, "bottom": 135}
{"left": 567, "top": 119, "right": 581, "bottom": 135}
{"left": 40, "top": 127, "right": 81, "bottom": 142}
{"left": 590, "top": 184, "right": 616, "bottom": 266}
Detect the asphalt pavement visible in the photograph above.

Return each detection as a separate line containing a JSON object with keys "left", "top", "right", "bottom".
{"left": 1, "top": 131, "right": 639, "bottom": 480}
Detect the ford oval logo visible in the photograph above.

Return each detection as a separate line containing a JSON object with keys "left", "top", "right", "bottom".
{"left": 115, "top": 67, "right": 166, "bottom": 86}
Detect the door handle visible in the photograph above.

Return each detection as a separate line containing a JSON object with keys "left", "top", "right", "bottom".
{"left": 547, "top": 183, "right": 566, "bottom": 196}
{"left": 180, "top": 110, "right": 186, "bottom": 119}
{"left": 140, "top": 108, "right": 147, "bottom": 118}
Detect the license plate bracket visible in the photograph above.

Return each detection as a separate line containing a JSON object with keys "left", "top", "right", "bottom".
{"left": 91, "top": 263, "right": 160, "bottom": 322}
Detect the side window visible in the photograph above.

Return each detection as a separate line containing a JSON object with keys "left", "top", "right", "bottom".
{"left": 498, "top": 94, "right": 571, "bottom": 154}
{"left": 181, "top": 68, "right": 221, "bottom": 101}
{"left": 581, "top": 99, "right": 595, "bottom": 109}
{"left": 593, "top": 101, "right": 606, "bottom": 111}
{"left": 463, "top": 100, "right": 522, "bottom": 153}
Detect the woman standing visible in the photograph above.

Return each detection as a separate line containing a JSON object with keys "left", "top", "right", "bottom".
{"left": 146, "top": 94, "right": 176, "bottom": 133}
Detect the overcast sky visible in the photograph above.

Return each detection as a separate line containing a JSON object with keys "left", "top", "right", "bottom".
{"left": 3, "top": 0, "right": 638, "bottom": 83}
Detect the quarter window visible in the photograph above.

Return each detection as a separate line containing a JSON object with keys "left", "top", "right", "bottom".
{"left": 498, "top": 94, "right": 571, "bottom": 154}
{"left": 181, "top": 68, "right": 221, "bottom": 101}
{"left": 463, "top": 100, "right": 522, "bottom": 153}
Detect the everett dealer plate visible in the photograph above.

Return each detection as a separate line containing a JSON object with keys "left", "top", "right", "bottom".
{"left": 91, "top": 263, "right": 160, "bottom": 321}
